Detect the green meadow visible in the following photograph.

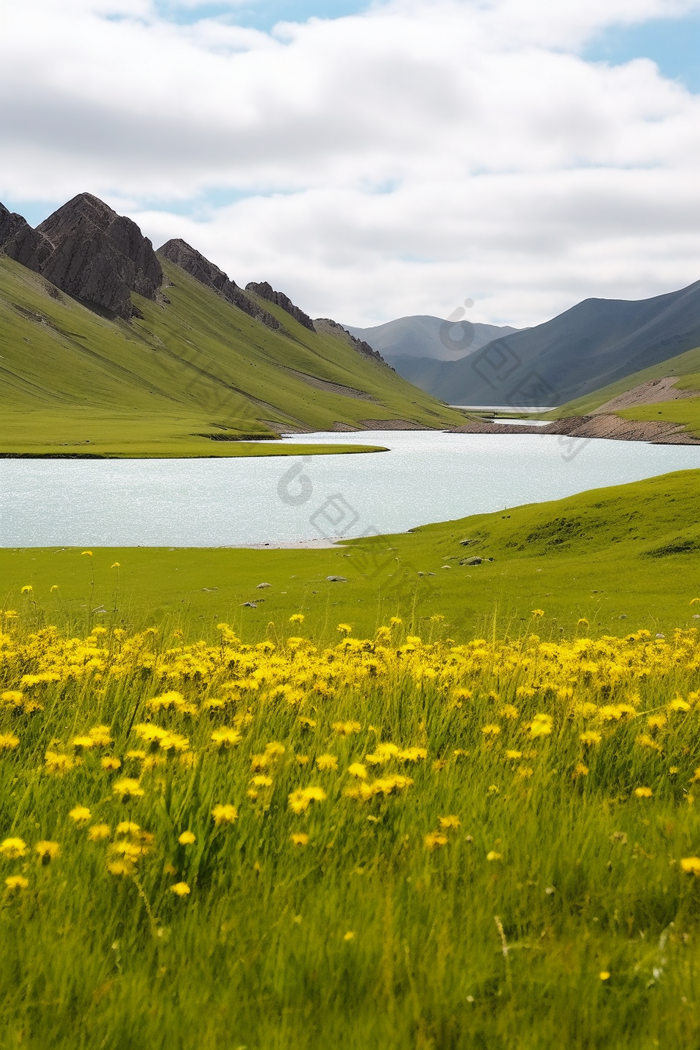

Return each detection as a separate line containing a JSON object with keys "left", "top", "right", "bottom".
{"left": 4, "top": 469, "right": 700, "bottom": 642}
{"left": 3, "top": 470, "right": 700, "bottom": 1048}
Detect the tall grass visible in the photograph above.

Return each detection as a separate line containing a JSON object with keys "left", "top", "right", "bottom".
{"left": 2, "top": 613, "right": 700, "bottom": 1048}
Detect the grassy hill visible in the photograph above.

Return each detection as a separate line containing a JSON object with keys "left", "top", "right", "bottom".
{"left": 3, "top": 468, "right": 700, "bottom": 640}
{"left": 0, "top": 255, "right": 463, "bottom": 456}
{"left": 549, "top": 343, "right": 700, "bottom": 417}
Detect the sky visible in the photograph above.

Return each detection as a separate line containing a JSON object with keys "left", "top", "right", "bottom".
{"left": 2, "top": 0, "right": 700, "bottom": 327}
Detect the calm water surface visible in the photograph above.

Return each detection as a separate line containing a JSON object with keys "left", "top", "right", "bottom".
{"left": 2, "top": 431, "right": 700, "bottom": 547}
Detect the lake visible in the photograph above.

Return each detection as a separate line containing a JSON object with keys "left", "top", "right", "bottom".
{"left": 2, "top": 430, "right": 700, "bottom": 547}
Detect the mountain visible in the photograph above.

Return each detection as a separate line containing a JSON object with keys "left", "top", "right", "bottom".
{"left": 0, "top": 193, "right": 162, "bottom": 320}
{"left": 0, "top": 194, "right": 464, "bottom": 456}
{"left": 388, "top": 283, "right": 700, "bottom": 407}
{"left": 345, "top": 315, "right": 520, "bottom": 363}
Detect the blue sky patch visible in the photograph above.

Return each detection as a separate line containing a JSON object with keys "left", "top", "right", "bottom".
{"left": 155, "top": 1, "right": 369, "bottom": 31}
{"left": 584, "top": 14, "right": 700, "bottom": 93}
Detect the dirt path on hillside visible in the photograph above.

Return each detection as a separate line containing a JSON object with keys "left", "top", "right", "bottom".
{"left": 592, "top": 377, "right": 698, "bottom": 413}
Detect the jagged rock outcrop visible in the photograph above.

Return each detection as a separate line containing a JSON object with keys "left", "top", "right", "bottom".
{"left": 246, "top": 280, "right": 315, "bottom": 331}
{"left": 314, "top": 317, "right": 387, "bottom": 364}
{"left": 158, "top": 239, "right": 281, "bottom": 331}
{"left": 0, "top": 193, "right": 162, "bottom": 320}
{"left": 0, "top": 203, "right": 54, "bottom": 270}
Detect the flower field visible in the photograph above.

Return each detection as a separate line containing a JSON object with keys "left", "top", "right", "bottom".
{"left": 3, "top": 612, "right": 700, "bottom": 1048}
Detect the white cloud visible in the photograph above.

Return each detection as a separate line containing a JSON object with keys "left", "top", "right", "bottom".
{"left": 2, "top": 0, "right": 700, "bottom": 325}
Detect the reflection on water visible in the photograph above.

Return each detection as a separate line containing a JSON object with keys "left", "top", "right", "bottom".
{"left": 2, "top": 430, "right": 700, "bottom": 547}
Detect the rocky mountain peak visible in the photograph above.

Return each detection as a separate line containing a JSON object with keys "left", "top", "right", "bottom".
{"left": 0, "top": 193, "right": 162, "bottom": 319}
{"left": 0, "top": 202, "right": 54, "bottom": 271}
{"left": 245, "top": 281, "right": 316, "bottom": 331}
{"left": 36, "top": 193, "right": 163, "bottom": 319}
{"left": 158, "top": 238, "right": 281, "bottom": 331}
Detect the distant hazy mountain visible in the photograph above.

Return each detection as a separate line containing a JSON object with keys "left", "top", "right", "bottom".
{"left": 345, "top": 315, "right": 520, "bottom": 363}
{"left": 357, "top": 283, "right": 700, "bottom": 407}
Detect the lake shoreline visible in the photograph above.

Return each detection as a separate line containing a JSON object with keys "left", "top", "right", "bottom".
{"left": 447, "top": 414, "right": 700, "bottom": 445}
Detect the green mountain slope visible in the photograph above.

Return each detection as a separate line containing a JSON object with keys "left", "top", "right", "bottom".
{"left": 549, "top": 342, "right": 700, "bottom": 417}
{"left": 0, "top": 255, "right": 463, "bottom": 456}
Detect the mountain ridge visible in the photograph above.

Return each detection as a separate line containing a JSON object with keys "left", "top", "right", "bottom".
{"left": 383, "top": 283, "right": 700, "bottom": 407}
{"left": 345, "top": 315, "right": 520, "bottom": 365}
{"left": 0, "top": 193, "right": 465, "bottom": 456}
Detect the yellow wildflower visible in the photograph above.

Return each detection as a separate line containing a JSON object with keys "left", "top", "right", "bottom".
{"left": 580, "top": 731, "right": 602, "bottom": 746}
{"left": 101, "top": 756, "right": 122, "bottom": 771}
{"left": 178, "top": 831, "right": 196, "bottom": 845}
{"left": 347, "top": 763, "right": 368, "bottom": 779}
{"left": 212, "top": 804, "right": 238, "bottom": 825}
{"left": 68, "top": 806, "right": 92, "bottom": 824}
{"left": 265, "top": 742, "right": 286, "bottom": 757}
{"left": 365, "top": 742, "right": 400, "bottom": 765}
{"left": 316, "top": 754, "right": 339, "bottom": 772}
{"left": 88, "top": 824, "right": 111, "bottom": 842}
{"left": 680, "top": 857, "right": 700, "bottom": 875}
{"left": 438, "top": 815, "right": 460, "bottom": 830}
{"left": 71, "top": 736, "right": 95, "bottom": 751}
{"left": 0, "top": 837, "right": 27, "bottom": 859}
{"left": 116, "top": 822, "right": 141, "bottom": 836}
{"left": 0, "top": 733, "right": 19, "bottom": 751}
{"left": 211, "top": 728, "right": 242, "bottom": 748}
{"left": 398, "top": 747, "right": 427, "bottom": 762}
{"left": 636, "top": 734, "right": 663, "bottom": 753}
{"left": 89, "top": 725, "right": 113, "bottom": 747}
{"left": 424, "top": 832, "right": 448, "bottom": 850}
{"left": 45, "top": 751, "right": 78, "bottom": 775}
{"left": 332, "top": 721, "right": 362, "bottom": 735}
{"left": 289, "top": 613, "right": 305, "bottom": 624}
{"left": 112, "top": 778, "right": 144, "bottom": 801}
{"left": 35, "top": 841, "right": 60, "bottom": 863}
{"left": 5, "top": 875, "right": 29, "bottom": 891}
{"left": 107, "top": 860, "right": 133, "bottom": 877}
{"left": 288, "top": 786, "right": 327, "bottom": 814}
{"left": 291, "top": 833, "right": 309, "bottom": 846}
{"left": 481, "top": 724, "right": 501, "bottom": 737}
{"left": 528, "top": 713, "right": 553, "bottom": 738}
{"left": 634, "top": 786, "right": 653, "bottom": 798}
{"left": 170, "top": 882, "right": 191, "bottom": 896}
{"left": 486, "top": 851, "right": 502, "bottom": 861}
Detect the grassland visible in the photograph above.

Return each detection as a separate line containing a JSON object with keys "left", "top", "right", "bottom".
{"left": 0, "top": 256, "right": 463, "bottom": 457}
{"left": 3, "top": 469, "right": 700, "bottom": 642}
{"left": 549, "top": 344, "right": 700, "bottom": 419}
{"left": 3, "top": 471, "right": 700, "bottom": 1049}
